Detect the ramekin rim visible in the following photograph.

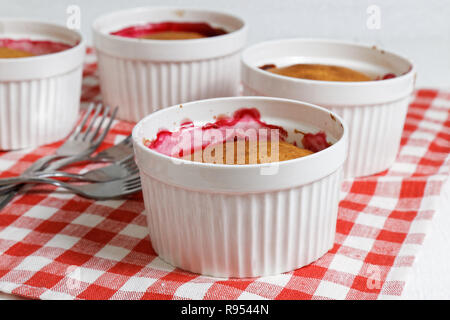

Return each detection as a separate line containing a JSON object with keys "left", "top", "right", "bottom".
{"left": 241, "top": 37, "right": 416, "bottom": 87}
{"left": 0, "top": 18, "right": 85, "bottom": 64}
{"left": 139, "top": 166, "right": 342, "bottom": 195}
{"left": 92, "top": 6, "right": 247, "bottom": 46}
{"left": 132, "top": 96, "right": 348, "bottom": 170}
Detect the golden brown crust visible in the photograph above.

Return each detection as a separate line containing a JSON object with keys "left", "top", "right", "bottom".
{"left": 139, "top": 31, "right": 206, "bottom": 40}
{"left": 184, "top": 140, "right": 313, "bottom": 164}
{"left": 266, "top": 64, "right": 371, "bottom": 82}
{"left": 0, "top": 47, "right": 34, "bottom": 58}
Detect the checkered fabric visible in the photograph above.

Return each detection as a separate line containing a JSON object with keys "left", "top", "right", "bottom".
{"left": 0, "top": 48, "right": 449, "bottom": 300}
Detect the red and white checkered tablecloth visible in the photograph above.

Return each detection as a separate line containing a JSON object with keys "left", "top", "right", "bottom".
{"left": 0, "top": 49, "right": 449, "bottom": 300}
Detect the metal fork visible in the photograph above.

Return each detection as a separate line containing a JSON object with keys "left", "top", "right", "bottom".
{"left": 41, "top": 103, "right": 117, "bottom": 165}
{"left": 0, "top": 135, "right": 132, "bottom": 204}
{"left": 43, "top": 135, "right": 133, "bottom": 172}
{"left": 9, "top": 174, "right": 142, "bottom": 200}
{"left": 0, "top": 155, "right": 137, "bottom": 188}
{"left": 0, "top": 104, "right": 118, "bottom": 209}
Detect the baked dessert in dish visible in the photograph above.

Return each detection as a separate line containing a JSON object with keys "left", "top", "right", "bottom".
{"left": 0, "top": 20, "right": 85, "bottom": 150}
{"left": 243, "top": 39, "right": 415, "bottom": 178}
{"left": 183, "top": 140, "right": 313, "bottom": 164}
{"left": 259, "top": 63, "right": 396, "bottom": 82}
{"left": 0, "top": 38, "right": 72, "bottom": 58}
{"left": 94, "top": 7, "right": 247, "bottom": 122}
{"left": 111, "top": 21, "right": 227, "bottom": 40}
{"left": 132, "top": 96, "right": 347, "bottom": 277}
{"left": 144, "top": 108, "right": 330, "bottom": 164}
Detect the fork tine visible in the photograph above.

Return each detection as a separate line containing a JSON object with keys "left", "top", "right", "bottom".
{"left": 88, "top": 105, "right": 110, "bottom": 142}
{"left": 119, "top": 156, "right": 135, "bottom": 166}
{"left": 128, "top": 165, "right": 139, "bottom": 173}
{"left": 123, "top": 135, "right": 133, "bottom": 146}
{"left": 93, "top": 106, "right": 118, "bottom": 146}
{"left": 72, "top": 103, "right": 94, "bottom": 138}
{"left": 121, "top": 162, "right": 134, "bottom": 170}
{"left": 127, "top": 183, "right": 141, "bottom": 190}
{"left": 129, "top": 168, "right": 139, "bottom": 175}
{"left": 126, "top": 175, "right": 140, "bottom": 181}
{"left": 125, "top": 183, "right": 141, "bottom": 191}
{"left": 118, "top": 187, "right": 142, "bottom": 197}
{"left": 125, "top": 186, "right": 142, "bottom": 194}
{"left": 129, "top": 179, "right": 141, "bottom": 186}
{"left": 95, "top": 133, "right": 132, "bottom": 160}
{"left": 82, "top": 103, "right": 103, "bottom": 141}
{"left": 125, "top": 177, "right": 140, "bottom": 184}
{"left": 126, "top": 164, "right": 139, "bottom": 172}
{"left": 124, "top": 177, "right": 141, "bottom": 187}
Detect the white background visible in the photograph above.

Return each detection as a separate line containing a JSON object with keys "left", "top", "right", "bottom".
{"left": 0, "top": 0, "right": 449, "bottom": 300}
{"left": 1, "top": 0, "right": 450, "bottom": 87}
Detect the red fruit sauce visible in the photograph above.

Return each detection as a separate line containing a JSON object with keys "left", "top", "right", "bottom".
{"left": 144, "top": 108, "right": 330, "bottom": 159}
{"left": 302, "top": 132, "right": 330, "bottom": 152}
{"left": 111, "top": 21, "right": 227, "bottom": 39}
{"left": 381, "top": 73, "right": 396, "bottom": 80}
{"left": 0, "top": 39, "right": 72, "bottom": 56}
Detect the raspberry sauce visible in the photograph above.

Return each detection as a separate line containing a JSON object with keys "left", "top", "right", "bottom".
{"left": 111, "top": 21, "right": 227, "bottom": 39}
{"left": 144, "top": 108, "right": 330, "bottom": 159}
{"left": 0, "top": 39, "right": 72, "bottom": 56}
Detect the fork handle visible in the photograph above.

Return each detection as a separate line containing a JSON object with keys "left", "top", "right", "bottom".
{"left": 0, "top": 155, "right": 118, "bottom": 195}
{"left": 0, "top": 172, "right": 91, "bottom": 187}
{"left": 0, "top": 176, "right": 49, "bottom": 187}
{"left": 43, "top": 154, "right": 113, "bottom": 172}
{"left": 23, "top": 154, "right": 63, "bottom": 175}
{"left": 0, "top": 155, "right": 86, "bottom": 195}
{"left": 0, "top": 154, "right": 62, "bottom": 195}
{"left": 0, "top": 154, "right": 65, "bottom": 210}
{"left": 0, "top": 154, "right": 62, "bottom": 184}
{"left": 0, "top": 176, "right": 91, "bottom": 199}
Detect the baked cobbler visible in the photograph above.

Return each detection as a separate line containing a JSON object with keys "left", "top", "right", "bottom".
{"left": 259, "top": 63, "right": 398, "bottom": 82}
{"left": 144, "top": 108, "right": 330, "bottom": 164}
{"left": 0, "top": 39, "right": 72, "bottom": 58}
{"left": 260, "top": 63, "right": 371, "bottom": 82}
{"left": 183, "top": 140, "right": 313, "bottom": 164}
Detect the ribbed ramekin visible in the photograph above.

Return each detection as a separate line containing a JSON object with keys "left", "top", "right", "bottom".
{"left": 93, "top": 7, "right": 247, "bottom": 122}
{"left": 0, "top": 20, "right": 85, "bottom": 150}
{"left": 241, "top": 39, "right": 416, "bottom": 178}
{"left": 133, "top": 97, "right": 348, "bottom": 278}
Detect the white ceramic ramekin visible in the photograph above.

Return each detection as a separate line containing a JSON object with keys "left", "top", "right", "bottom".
{"left": 241, "top": 39, "right": 416, "bottom": 178}
{"left": 0, "top": 20, "right": 85, "bottom": 150}
{"left": 93, "top": 7, "right": 247, "bottom": 122}
{"left": 133, "top": 96, "right": 347, "bottom": 278}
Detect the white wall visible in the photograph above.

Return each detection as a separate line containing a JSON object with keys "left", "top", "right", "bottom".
{"left": 1, "top": 0, "right": 449, "bottom": 87}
